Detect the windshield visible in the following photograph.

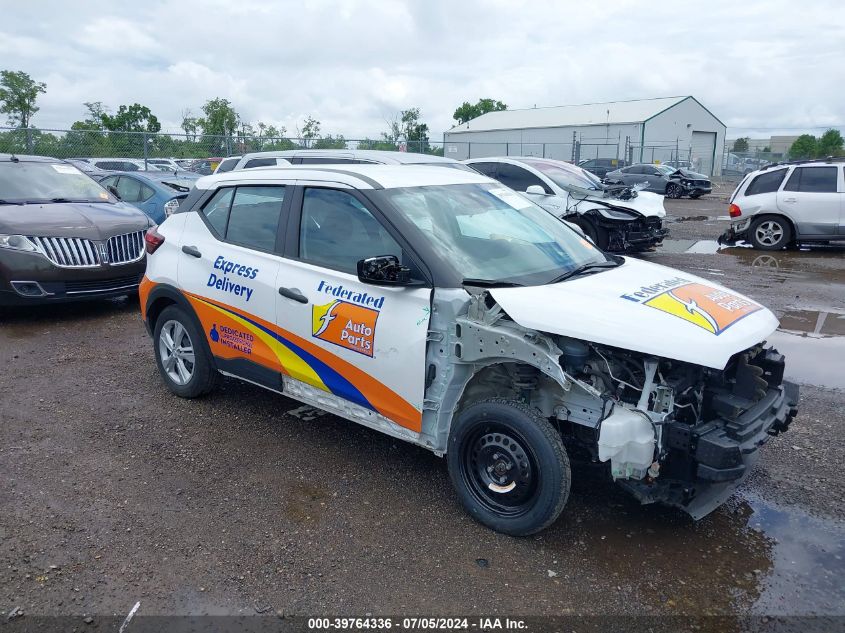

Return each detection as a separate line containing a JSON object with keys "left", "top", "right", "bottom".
{"left": 0, "top": 161, "right": 113, "bottom": 203}
{"left": 377, "top": 183, "right": 609, "bottom": 286}
{"left": 520, "top": 158, "right": 604, "bottom": 191}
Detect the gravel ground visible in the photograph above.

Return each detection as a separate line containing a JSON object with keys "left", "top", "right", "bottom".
{"left": 1, "top": 194, "right": 844, "bottom": 622}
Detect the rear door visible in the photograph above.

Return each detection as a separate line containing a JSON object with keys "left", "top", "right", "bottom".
{"left": 272, "top": 184, "right": 431, "bottom": 434}
{"left": 177, "top": 183, "right": 292, "bottom": 388}
{"left": 777, "top": 166, "right": 839, "bottom": 236}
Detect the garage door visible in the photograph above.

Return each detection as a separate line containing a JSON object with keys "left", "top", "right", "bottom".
{"left": 690, "top": 131, "right": 716, "bottom": 176}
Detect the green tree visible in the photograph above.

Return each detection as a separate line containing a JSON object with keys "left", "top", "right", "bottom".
{"left": 312, "top": 134, "right": 347, "bottom": 149}
{"left": 0, "top": 70, "right": 47, "bottom": 128}
{"left": 452, "top": 98, "right": 507, "bottom": 125}
{"left": 102, "top": 103, "right": 161, "bottom": 133}
{"left": 732, "top": 137, "right": 749, "bottom": 152}
{"left": 817, "top": 128, "right": 844, "bottom": 157}
{"left": 181, "top": 108, "right": 200, "bottom": 141}
{"left": 400, "top": 108, "right": 430, "bottom": 152}
{"left": 789, "top": 134, "right": 818, "bottom": 160}
{"left": 299, "top": 116, "right": 321, "bottom": 147}
{"left": 199, "top": 98, "right": 239, "bottom": 153}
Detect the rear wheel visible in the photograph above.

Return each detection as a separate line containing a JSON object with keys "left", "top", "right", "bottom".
{"left": 749, "top": 216, "right": 792, "bottom": 250}
{"left": 153, "top": 305, "right": 219, "bottom": 398}
{"left": 447, "top": 399, "right": 571, "bottom": 536}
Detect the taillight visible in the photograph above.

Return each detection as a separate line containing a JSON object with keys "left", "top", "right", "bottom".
{"left": 729, "top": 203, "right": 742, "bottom": 218}
{"left": 144, "top": 226, "right": 165, "bottom": 254}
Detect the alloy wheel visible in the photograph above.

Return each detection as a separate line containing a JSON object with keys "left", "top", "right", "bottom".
{"left": 158, "top": 319, "right": 196, "bottom": 386}
{"left": 754, "top": 220, "right": 784, "bottom": 247}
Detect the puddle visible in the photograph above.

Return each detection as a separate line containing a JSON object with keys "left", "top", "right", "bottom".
{"left": 742, "top": 491, "right": 845, "bottom": 615}
{"left": 764, "top": 310, "right": 845, "bottom": 389}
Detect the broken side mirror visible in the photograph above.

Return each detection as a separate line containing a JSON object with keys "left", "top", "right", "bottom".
{"left": 525, "top": 185, "right": 547, "bottom": 196}
{"left": 357, "top": 255, "right": 416, "bottom": 286}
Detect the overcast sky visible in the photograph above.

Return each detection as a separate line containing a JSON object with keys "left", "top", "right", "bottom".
{"left": 2, "top": 0, "right": 843, "bottom": 140}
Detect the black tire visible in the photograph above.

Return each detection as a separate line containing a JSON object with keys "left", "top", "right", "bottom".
{"left": 665, "top": 182, "right": 683, "bottom": 199}
{"left": 689, "top": 192, "right": 702, "bottom": 199}
{"left": 153, "top": 305, "right": 219, "bottom": 398}
{"left": 447, "top": 398, "right": 571, "bottom": 536}
{"left": 572, "top": 218, "right": 609, "bottom": 250}
{"left": 748, "top": 215, "right": 793, "bottom": 251}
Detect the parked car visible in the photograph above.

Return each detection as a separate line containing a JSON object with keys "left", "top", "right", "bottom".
{"left": 464, "top": 157, "right": 667, "bottom": 252}
{"left": 139, "top": 163, "right": 798, "bottom": 534}
{"left": 80, "top": 158, "right": 167, "bottom": 172}
{"left": 720, "top": 158, "right": 845, "bottom": 250}
{"left": 146, "top": 158, "right": 182, "bottom": 172}
{"left": 65, "top": 158, "right": 110, "bottom": 179}
{"left": 605, "top": 163, "right": 712, "bottom": 198}
{"left": 98, "top": 171, "right": 199, "bottom": 224}
{"left": 0, "top": 154, "right": 151, "bottom": 305}
{"left": 226, "top": 149, "right": 475, "bottom": 172}
{"left": 577, "top": 158, "right": 627, "bottom": 178}
{"left": 188, "top": 158, "right": 224, "bottom": 175}
{"left": 213, "top": 156, "right": 242, "bottom": 174}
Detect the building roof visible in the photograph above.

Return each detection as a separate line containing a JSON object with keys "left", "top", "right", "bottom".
{"left": 447, "top": 96, "right": 701, "bottom": 133}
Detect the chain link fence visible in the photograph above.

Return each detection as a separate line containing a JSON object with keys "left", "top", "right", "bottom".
{"left": 0, "top": 126, "right": 444, "bottom": 164}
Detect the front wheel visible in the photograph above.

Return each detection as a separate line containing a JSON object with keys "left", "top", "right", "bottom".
{"left": 153, "top": 305, "right": 219, "bottom": 398}
{"left": 665, "top": 182, "right": 683, "bottom": 198}
{"left": 572, "top": 218, "right": 609, "bottom": 250}
{"left": 447, "top": 399, "right": 571, "bottom": 536}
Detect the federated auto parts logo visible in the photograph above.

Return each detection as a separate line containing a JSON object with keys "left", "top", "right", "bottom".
{"left": 311, "top": 281, "right": 384, "bottom": 357}
{"left": 621, "top": 277, "right": 762, "bottom": 335}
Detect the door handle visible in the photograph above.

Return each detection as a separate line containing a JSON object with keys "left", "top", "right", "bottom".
{"left": 278, "top": 287, "right": 308, "bottom": 304}
{"left": 181, "top": 245, "right": 201, "bottom": 258}
{"left": 783, "top": 197, "right": 797, "bottom": 203}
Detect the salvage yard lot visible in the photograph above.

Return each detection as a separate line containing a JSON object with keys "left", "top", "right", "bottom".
{"left": 1, "top": 196, "right": 844, "bottom": 618}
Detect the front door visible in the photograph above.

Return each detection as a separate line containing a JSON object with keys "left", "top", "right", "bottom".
{"left": 273, "top": 185, "right": 431, "bottom": 434}
{"left": 177, "top": 183, "right": 291, "bottom": 387}
{"left": 777, "top": 166, "right": 840, "bottom": 236}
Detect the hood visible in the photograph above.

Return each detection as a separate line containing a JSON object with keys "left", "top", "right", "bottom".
{"left": 489, "top": 257, "right": 778, "bottom": 370}
{"left": 565, "top": 190, "right": 666, "bottom": 218}
{"left": 0, "top": 201, "right": 150, "bottom": 239}
{"left": 676, "top": 169, "right": 709, "bottom": 180}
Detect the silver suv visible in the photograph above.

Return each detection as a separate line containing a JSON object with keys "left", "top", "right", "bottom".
{"left": 721, "top": 158, "right": 845, "bottom": 249}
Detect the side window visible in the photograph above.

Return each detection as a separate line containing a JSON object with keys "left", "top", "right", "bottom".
{"left": 244, "top": 157, "right": 277, "bottom": 169}
{"left": 624, "top": 166, "right": 640, "bottom": 174}
{"left": 745, "top": 169, "right": 787, "bottom": 196}
{"left": 299, "top": 188, "right": 402, "bottom": 274}
{"left": 225, "top": 186, "right": 286, "bottom": 251}
{"left": 215, "top": 158, "right": 239, "bottom": 173}
{"left": 100, "top": 175, "right": 118, "bottom": 190}
{"left": 115, "top": 176, "right": 144, "bottom": 202}
{"left": 469, "top": 162, "right": 499, "bottom": 178}
{"left": 201, "top": 188, "right": 235, "bottom": 236}
{"left": 140, "top": 184, "right": 155, "bottom": 202}
{"left": 784, "top": 167, "right": 838, "bottom": 193}
{"left": 642, "top": 165, "right": 659, "bottom": 175}
{"left": 495, "top": 163, "right": 550, "bottom": 193}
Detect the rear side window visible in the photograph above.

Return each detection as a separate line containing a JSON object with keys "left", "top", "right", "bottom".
{"left": 744, "top": 169, "right": 787, "bottom": 196}
{"left": 201, "top": 188, "right": 234, "bottom": 236}
{"left": 298, "top": 157, "right": 353, "bottom": 164}
{"left": 216, "top": 158, "right": 239, "bottom": 173}
{"left": 784, "top": 167, "right": 838, "bottom": 193}
{"left": 243, "top": 157, "right": 277, "bottom": 169}
{"left": 115, "top": 177, "right": 154, "bottom": 202}
{"left": 200, "top": 186, "right": 286, "bottom": 251}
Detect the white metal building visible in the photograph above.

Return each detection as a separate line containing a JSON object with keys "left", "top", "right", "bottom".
{"left": 443, "top": 96, "right": 726, "bottom": 176}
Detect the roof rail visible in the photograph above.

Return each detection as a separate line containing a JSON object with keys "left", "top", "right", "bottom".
{"left": 761, "top": 156, "right": 845, "bottom": 171}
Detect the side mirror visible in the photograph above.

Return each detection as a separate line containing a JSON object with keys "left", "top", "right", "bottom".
{"left": 525, "top": 185, "right": 547, "bottom": 196}
{"left": 357, "top": 255, "right": 413, "bottom": 286}
{"left": 107, "top": 185, "right": 122, "bottom": 200}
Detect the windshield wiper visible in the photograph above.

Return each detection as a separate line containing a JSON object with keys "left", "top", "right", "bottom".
{"left": 462, "top": 278, "right": 524, "bottom": 288}
{"left": 546, "top": 260, "right": 621, "bottom": 285}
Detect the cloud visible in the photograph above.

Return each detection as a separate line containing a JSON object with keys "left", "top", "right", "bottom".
{"left": 0, "top": 0, "right": 843, "bottom": 139}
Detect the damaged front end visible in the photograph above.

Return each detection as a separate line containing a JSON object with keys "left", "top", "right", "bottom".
{"left": 561, "top": 340, "right": 799, "bottom": 519}
{"left": 580, "top": 207, "right": 669, "bottom": 252}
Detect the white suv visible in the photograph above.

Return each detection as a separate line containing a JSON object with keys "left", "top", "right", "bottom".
{"left": 722, "top": 159, "right": 845, "bottom": 249}
{"left": 138, "top": 164, "right": 797, "bottom": 534}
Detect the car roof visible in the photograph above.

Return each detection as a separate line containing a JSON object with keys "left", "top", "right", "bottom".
{"left": 0, "top": 153, "right": 64, "bottom": 163}
{"left": 238, "top": 149, "right": 462, "bottom": 165}
{"left": 101, "top": 170, "right": 199, "bottom": 184}
{"left": 196, "top": 164, "right": 493, "bottom": 191}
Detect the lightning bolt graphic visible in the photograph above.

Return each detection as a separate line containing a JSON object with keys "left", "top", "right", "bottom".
{"left": 668, "top": 291, "right": 720, "bottom": 334}
{"left": 314, "top": 302, "right": 338, "bottom": 337}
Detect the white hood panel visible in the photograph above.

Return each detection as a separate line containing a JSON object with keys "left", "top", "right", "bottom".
{"left": 490, "top": 258, "right": 779, "bottom": 369}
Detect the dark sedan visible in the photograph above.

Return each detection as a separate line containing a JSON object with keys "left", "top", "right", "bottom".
{"left": 577, "top": 157, "right": 628, "bottom": 178}
{"left": 605, "top": 163, "right": 712, "bottom": 198}
{"left": 0, "top": 154, "right": 151, "bottom": 306}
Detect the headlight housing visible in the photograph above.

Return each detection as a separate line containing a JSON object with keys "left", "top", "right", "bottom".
{"left": 0, "top": 234, "right": 38, "bottom": 252}
{"left": 597, "top": 208, "right": 638, "bottom": 221}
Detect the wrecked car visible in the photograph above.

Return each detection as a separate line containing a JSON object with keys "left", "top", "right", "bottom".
{"left": 140, "top": 164, "right": 798, "bottom": 536}
{"left": 605, "top": 163, "right": 713, "bottom": 199}
{"left": 464, "top": 156, "right": 668, "bottom": 252}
